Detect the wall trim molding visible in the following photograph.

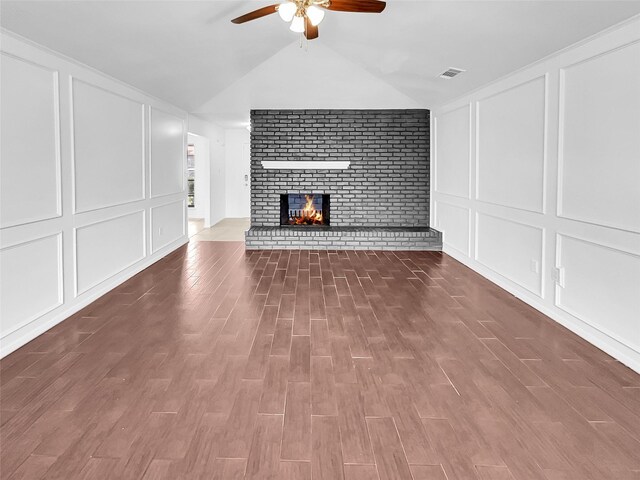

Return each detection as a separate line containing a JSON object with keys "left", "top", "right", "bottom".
{"left": 433, "top": 103, "right": 472, "bottom": 199}
{"left": 433, "top": 16, "right": 640, "bottom": 375}
{"left": 150, "top": 199, "right": 187, "bottom": 253}
{"left": 0, "top": 51, "right": 63, "bottom": 229}
{"left": 0, "top": 31, "right": 190, "bottom": 362}
{"left": 431, "top": 13, "right": 640, "bottom": 110}
{"left": 555, "top": 232, "right": 640, "bottom": 353}
{"left": 556, "top": 39, "right": 640, "bottom": 235}
{"left": 0, "top": 232, "right": 64, "bottom": 339}
{"left": 433, "top": 199, "right": 471, "bottom": 257}
{"left": 70, "top": 76, "right": 146, "bottom": 215}
{"left": 443, "top": 245, "right": 640, "bottom": 374}
{"left": 0, "top": 235, "right": 188, "bottom": 359}
{"left": 149, "top": 107, "right": 187, "bottom": 199}
{"left": 473, "top": 211, "right": 545, "bottom": 298}
{"left": 0, "top": 27, "right": 184, "bottom": 113}
{"left": 474, "top": 74, "right": 548, "bottom": 215}
{"left": 73, "top": 209, "right": 147, "bottom": 296}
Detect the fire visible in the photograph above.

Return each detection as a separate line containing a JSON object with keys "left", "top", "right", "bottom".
{"left": 290, "top": 194, "right": 323, "bottom": 225}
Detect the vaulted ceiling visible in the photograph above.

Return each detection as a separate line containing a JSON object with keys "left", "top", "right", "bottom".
{"left": 2, "top": 0, "right": 640, "bottom": 127}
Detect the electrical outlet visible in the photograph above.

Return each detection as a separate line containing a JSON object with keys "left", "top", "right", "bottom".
{"left": 158, "top": 227, "right": 163, "bottom": 236}
{"left": 553, "top": 267, "right": 566, "bottom": 288}
{"left": 530, "top": 259, "right": 539, "bottom": 274}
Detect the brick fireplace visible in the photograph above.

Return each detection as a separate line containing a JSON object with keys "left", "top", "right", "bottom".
{"left": 245, "top": 109, "right": 442, "bottom": 250}
{"left": 281, "top": 193, "right": 330, "bottom": 226}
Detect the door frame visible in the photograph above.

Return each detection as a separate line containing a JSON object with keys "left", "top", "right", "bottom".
{"left": 187, "top": 132, "right": 211, "bottom": 227}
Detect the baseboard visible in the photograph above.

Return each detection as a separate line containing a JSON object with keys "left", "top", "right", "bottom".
{"left": 0, "top": 235, "right": 189, "bottom": 359}
{"left": 443, "top": 245, "right": 640, "bottom": 374}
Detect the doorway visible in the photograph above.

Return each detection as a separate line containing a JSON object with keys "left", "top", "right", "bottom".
{"left": 186, "top": 133, "right": 211, "bottom": 227}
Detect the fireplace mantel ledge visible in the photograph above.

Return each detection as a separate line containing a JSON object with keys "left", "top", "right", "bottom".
{"left": 260, "top": 160, "right": 350, "bottom": 170}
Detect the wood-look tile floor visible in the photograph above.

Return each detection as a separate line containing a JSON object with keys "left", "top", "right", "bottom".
{"left": 2, "top": 242, "right": 639, "bottom": 479}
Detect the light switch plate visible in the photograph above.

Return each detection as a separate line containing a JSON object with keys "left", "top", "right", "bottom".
{"left": 530, "top": 259, "right": 540, "bottom": 274}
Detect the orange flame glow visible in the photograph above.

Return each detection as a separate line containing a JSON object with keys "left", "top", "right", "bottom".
{"left": 290, "top": 194, "right": 323, "bottom": 225}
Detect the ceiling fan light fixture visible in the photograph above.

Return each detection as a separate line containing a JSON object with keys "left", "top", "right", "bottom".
{"left": 231, "top": 0, "right": 387, "bottom": 41}
{"left": 290, "top": 14, "right": 305, "bottom": 32}
{"left": 306, "top": 5, "right": 325, "bottom": 26}
{"left": 278, "top": 1, "right": 296, "bottom": 22}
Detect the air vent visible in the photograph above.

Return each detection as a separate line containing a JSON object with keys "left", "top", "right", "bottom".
{"left": 439, "top": 67, "right": 465, "bottom": 79}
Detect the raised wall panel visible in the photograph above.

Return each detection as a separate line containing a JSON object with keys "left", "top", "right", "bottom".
{"left": 151, "top": 200, "right": 185, "bottom": 253}
{"left": 72, "top": 79, "right": 145, "bottom": 213}
{"left": 1, "top": 234, "right": 62, "bottom": 337}
{"left": 150, "top": 108, "right": 184, "bottom": 197}
{"left": 436, "top": 201, "right": 470, "bottom": 255}
{"left": 559, "top": 41, "right": 640, "bottom": 232}
{"left": 476, "top": 213, "right": 543, "bottom": 296}
{"left": 435, "top": 105, "right": 470, "bottom": 198}
{"left": 557, "top": 235, "right": 640, "bottom": 352}
{"left": 75, "top": 211, "right": 145, "bottom": 294}
{"left": 477, "top": 77, "right": 546, "bottom": 213}
{"left": 0, "top": 53, "right": 60, "bottom": 228}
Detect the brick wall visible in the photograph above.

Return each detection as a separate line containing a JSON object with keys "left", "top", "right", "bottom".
{"left": 250, "top": 109, "right": 430, "bottom": 227}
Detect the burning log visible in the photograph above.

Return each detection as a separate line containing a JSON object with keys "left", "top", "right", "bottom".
{"left": 289, "top": 195, "right": 323, "bottom": 225}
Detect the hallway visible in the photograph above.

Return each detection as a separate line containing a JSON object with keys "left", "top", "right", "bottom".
{"left": 190, "top": 218, "right": 250, "bottom": 242}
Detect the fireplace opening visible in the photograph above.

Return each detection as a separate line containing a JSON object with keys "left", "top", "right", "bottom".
{"left": 280, "top": 194, "right": 330, "bottom": 226}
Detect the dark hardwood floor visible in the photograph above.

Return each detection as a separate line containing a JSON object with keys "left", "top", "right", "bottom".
{"left": 1, "top": 242, "right": 639, "bottom": 479}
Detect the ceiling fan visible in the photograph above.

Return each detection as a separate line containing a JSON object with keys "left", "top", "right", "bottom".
{"left": 231, "top": 0, "right": 386, "bottom": 40}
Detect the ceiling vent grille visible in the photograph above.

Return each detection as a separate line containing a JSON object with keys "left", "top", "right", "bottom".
{"left": 440, "top": 67, "right": 465, "bottom": 79}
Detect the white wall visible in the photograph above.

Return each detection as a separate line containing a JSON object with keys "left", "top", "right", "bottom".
{"left": 224, "top": 128, "right": 251, "bottom": 218}
{"left": 432, "top": 17, "right": 640, "bottom": 372}
{"left": 195, "top": 42, "right": 420, "bottom": 128}
{"left": 0, "top": 32, "right": 189, "bottom": 357}
{"left": 188, "top": 115, "right": 226, "bottom": 226}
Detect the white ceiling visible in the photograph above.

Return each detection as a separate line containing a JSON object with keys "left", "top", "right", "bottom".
{"left": 2, "top": 0, "right": 640, "bottom": 127}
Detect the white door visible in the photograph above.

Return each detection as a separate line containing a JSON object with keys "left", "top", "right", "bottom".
{"left": 225, "top": 131, "right": 251, "bottom": 218}
{"left": 239, "top": 142, "right": 251, "bottom": 217}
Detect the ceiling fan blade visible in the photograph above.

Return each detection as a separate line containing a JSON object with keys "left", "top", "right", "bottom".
{"left": 305, "top": 17, "right": 319, "bottom": 40}
{"left": 324, "top": 0, "right": 386, "bottom": 13}
{"left": 231, "top": 4, "right": 279, "bottom": 24}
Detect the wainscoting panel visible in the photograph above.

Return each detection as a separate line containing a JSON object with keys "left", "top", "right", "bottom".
{"left": 150, "top": 108, "right": 185, "bottom": 198}
{"left": 434, "top": 105, "right": 470, "bottom": 199}
{"left": 559, "top": 40, "right": 640, "bottom": 232}
{"left": 435, "top": 201, "right": 470, "bottom": 256}
{"left": 75, "top": 211, "right": 146, "bottom": 295}
{"left": 433, "top": 17, "right": 640, "bottom": 371}
{"left": 151, "top": 200, "right": 186, "bottom": 253}
{"left": 0, "top": 32, "right": 190, "bottom": 358}
{"left": 476, "top": 213, "right": 544, "bottom": 297}
{"left": 556, "top": 234, "right": 640, "bottom": 352}
{"left": 0, "top": 53, "right": 60, "bottom": 228}
{"left": 72, "top": 78, "right": 145, "bottom": 213}
{"left": 476, "top": 76, "right": 546, "bottom": 213}
{"left": 0, "top": 234, "right": 63, "bottom": 338}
